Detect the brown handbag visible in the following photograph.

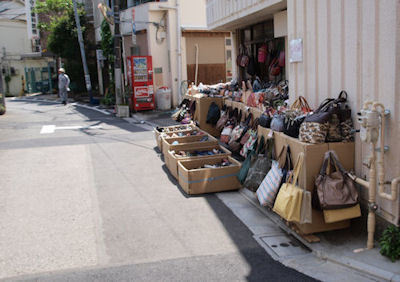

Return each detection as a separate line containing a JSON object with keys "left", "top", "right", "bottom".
{"left": 315, "top": 151, "right": 359, "bottom": 210}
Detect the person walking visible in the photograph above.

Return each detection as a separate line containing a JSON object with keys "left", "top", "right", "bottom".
{"left": 58, "top": 68, "right": 70, "bottom": 105}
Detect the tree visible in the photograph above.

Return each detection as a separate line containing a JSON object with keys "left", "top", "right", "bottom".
{"left": 35, "top": 0, "right": 95, "bottom": 93}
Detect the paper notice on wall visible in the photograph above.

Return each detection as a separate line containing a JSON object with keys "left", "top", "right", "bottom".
{"left": 289, "top": 38, "right": 303, "bottom": 63}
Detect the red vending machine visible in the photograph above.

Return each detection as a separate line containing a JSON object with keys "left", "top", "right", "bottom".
{"left": 127, "top": 56, "right": 155, "bottom": 111}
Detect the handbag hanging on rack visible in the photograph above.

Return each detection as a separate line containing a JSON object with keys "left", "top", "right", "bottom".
{"left": 315, "top": 150, "right": 359, "bottom": 210}
{"left": 244, "top": 137, "right": 274, "bottom": 192}
{"left": 256, "top": 145, "right": 288, "bottom": 207}
{"left": 273, "top": 152, "right": 306, "bottom": 223}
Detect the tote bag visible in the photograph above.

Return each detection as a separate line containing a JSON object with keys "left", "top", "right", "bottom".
{"left": 273, "top": 153, "right": 305, "bottom": 223}
{"left": 256, "top": 145, "right": 287, "bottom": 207}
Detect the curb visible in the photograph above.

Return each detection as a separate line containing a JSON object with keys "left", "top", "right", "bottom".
{"left": 239, "top": 188, "right": 397, "bottom": 282}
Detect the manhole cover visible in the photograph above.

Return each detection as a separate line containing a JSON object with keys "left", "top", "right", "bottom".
{"left": 259, "top": 235, "right": 309, "bottom": 257}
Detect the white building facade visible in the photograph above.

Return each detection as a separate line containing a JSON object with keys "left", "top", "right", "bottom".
{"left": 207, "top": 0, "right": 400, "bottom": 226}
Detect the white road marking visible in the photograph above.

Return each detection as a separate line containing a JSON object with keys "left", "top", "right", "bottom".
{"left": 40, "top": 125, "right": 102, "bottom": 134}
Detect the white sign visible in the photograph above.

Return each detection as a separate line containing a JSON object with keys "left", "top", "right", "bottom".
{"left": 289, "top": 38, "right": 303, "bottom": 63}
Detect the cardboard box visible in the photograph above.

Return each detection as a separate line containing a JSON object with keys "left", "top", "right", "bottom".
{"left": 194, "top": 96, "right": 224, "bottom": 137}
{"left": 284, "top": 134, "right": 330, "bottom": 192}
{"left": 161, "top": 134, "right": 218, "bottom": 156}
{"left": 177, "top": 156, "right": 242, "bottom": 195}
{"left": 328, "top": 142, "right": 355, "bottom": 171}
{"left": 154, "top": 124, "right": 196, "bottom": 150}
{"left": 165, "top": 144, "right": 231, "bottom": 179}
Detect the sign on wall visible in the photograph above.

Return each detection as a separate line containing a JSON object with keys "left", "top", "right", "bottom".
{"left": 289, "top": 38, "right": 303, "bottom": 63}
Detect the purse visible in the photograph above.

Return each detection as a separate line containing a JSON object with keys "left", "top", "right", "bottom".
{"left": 290, "top": 96, "right": 312, "bottom": 113}
{"left": 229, "top": 112, "right": 252, "bottom": 152}
{"left": 270, "top": 114, "right": 285, "bottom": 132}
{"left": 256, "top": 145, "right": 287, "bottom": 207}
{"left": 273, "top": 152, "right": 305, "bottom": 223}
{"left": 323, "top": 204, "right": 361, "bottom": 223}
{"left": 237, "top": 139, "right": 258, "bottom": 184}
{"left": 216, "top": 106, "right": 230, "bottom": 131}
{"left": 244, "top": 137, "right": 274, "bottom": 192}
{"left": 240, "top": 118, "right": 259, "bottom": 158}
{"left": 283, "top": 109, "right": 306, "bottom": 138}
{"left": 315, "top": 150, "right": 359, "bottom": 209}
{"left": 299, "top": 98, "right": 335, "bottom": 143}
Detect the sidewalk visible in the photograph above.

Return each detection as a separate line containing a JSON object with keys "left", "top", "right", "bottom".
{"left": 129, "top": 110, "right": 400, "bottom": 282}
{"left": 13, "top": 94, "right": 400, "bottom": 281}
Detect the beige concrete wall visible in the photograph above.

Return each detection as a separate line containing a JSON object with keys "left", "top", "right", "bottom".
{"left": 0, "top": 21, "right": 31, "bottom": 54}
{"left": 288, "top": 0, "right": 400, "bottom": 224}
{"left": 0, "top": 20, "right": 51, "bottom": 96}
{"left": 185, "top": 36, "right": 225, "bottom": 65}
{"left": 180, "top": 0, "right": 207, "bottom": 28}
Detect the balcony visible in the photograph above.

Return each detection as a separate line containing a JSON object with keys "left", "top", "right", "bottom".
{"left": 127, "top": 0, "right": 166, "bottom": 8}
{"left": 206, "top": 0, "right": 286, "bottom": 31}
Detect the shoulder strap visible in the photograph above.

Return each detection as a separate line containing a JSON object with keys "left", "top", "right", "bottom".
{"left": 288, "top": 152, "right": 304, "bottom": 185}
{"left": 277, "top": 145, "right": 288, "bottom": 168}
{"left": 257, "top": 135, "right": 265, "bottom": 154}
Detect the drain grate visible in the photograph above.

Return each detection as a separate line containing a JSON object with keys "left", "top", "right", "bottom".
{"left": 258, "top": 234, "right": 310, "bottom": 258}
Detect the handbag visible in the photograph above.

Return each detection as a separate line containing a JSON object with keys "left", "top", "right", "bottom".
{"left": 315, "top": 150, "right": 359, "bottom": 209}
{"left": 220, "top": 108, "right": 238, "bottom": 144}
{"left": 244, "top": 137, "right": 274, "bottom": 192}
{"left": 229, "top": 112, "right": 252, "bottom": 152}
{"left": 259, "top": 111, "right": 272, "bottom": 128}
{"left": 270, "top": 114, "right": 285, "bottom": 132}
{"left": 216, "top": 106, "right": 230, "bottom": 131}
{"left": 240, "top": 118, "right": 259, "bottom": 158}
{"left": 258, "top": 44, "right": 268, "bottom": 63}
{"left": 327, "top": 91, "right": 354, "bottom": 142}
{"left": 323, "top": 204, "right": 361, "bottom": 223}
{"left": 273, "top": 153, "right": 305, "bottom": 223}
{"left": 237, "top": 140, "right": 258, "bottom": 184}
{"left": 290, "top": 96, "right": 312, "bottom": 113}
{"left": 299, "top": 98, "right": 335, "bottom": 143}
{"left": 256, "top": 145, "right": 288, "bottom": 207}
{"left": 283, "top": 109, "right": 306, "bottom": 138}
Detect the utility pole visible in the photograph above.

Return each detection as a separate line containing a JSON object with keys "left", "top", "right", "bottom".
{"left": 72, "top": 0, "right": 94, "bottom": 104}
{"left": 113, "top": 0, "right": 122, "bottom": 105}
{"left": 0, "top": 69, "right": 5, "bottom": 115}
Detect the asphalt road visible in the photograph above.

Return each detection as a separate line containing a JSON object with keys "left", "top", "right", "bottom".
{"left": 0, "top": 99, "right": 315, "bottom": 281}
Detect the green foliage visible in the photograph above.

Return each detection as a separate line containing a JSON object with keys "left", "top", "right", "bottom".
{"left": 35, "top": 0, "right": 92, "bottom": 93}
{"left": 101, "top": 82, "right": 116, "bottom": 106}
{"left": 100, "top": 19, "right": 114, "bottom": 62}
{"left": 379, "top": 225, "right": 400, "bottom": 262}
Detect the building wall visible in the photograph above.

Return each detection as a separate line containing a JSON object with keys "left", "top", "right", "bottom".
{"left": 0, "top": 21, "right": 31, "bottom": 54}
{"left": 287, "top": 0, "right": 400, "bottom": 224}
{"left": 180, "top": 0, "right": 207, "bottom": 28}
{"left": 0, "top": 20, "right": 50, "bottom": 95}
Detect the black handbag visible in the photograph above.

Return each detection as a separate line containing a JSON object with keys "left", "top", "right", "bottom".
{"left": 284, "top": 114, "right": 306, "bottom": 138}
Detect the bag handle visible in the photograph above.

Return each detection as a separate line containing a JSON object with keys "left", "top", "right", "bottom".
{"left": 257, "top": 135, "right": 265, "bottom": 154}
{"left": 315, "top": 98, "right": 335, "bottom": 113}
{"left": 320, "top": 150, "right": 345, "bottom": 175}
{"left": 287, "top": 152, "right": 304, "bottom": 185}
{"left": 337, "top": 90, "right": 348, "bottom": 102}
{"left": 277, "top": 145, "right": 288, "bottom": 168}
{"left": 265, "top": 138, "right": 275, "bottom": 159}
